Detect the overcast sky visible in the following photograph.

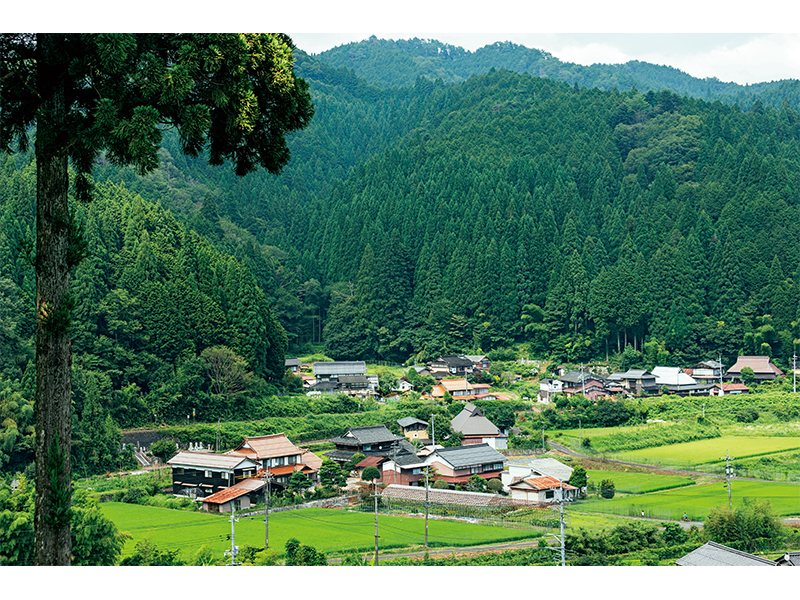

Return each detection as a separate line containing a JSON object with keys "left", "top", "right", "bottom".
{"left": 288, "top": 32, "right": 800, "bottom": 86}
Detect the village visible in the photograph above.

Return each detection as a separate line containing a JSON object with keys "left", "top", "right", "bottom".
{"left": 167, "top": 351, "right": 787, "bottom": 509}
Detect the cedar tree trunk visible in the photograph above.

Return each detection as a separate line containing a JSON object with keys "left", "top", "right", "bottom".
{"left": 33, "top": 33, "right": 73, "bottom": 566}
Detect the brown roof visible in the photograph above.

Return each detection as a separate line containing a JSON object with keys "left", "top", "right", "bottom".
{"left": 301, "top": 449, "right": 323, "bottom": 471}
{"left": 726, "top": 356, "right": 783, "bottom": 377}
{"left": 356, "top": 455, "right": 388, "bottom": 468}
{"left": 510, "top": 475, "right": 564, "bottom": 491}
{"left": 229, "top": 433, "right": 303, "bottom": 460}
{"left": 201, "top": 478, "right": 265, "bottom": 505}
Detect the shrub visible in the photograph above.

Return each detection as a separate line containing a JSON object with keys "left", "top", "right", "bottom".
{"left": 599, "top": 479, "right": 616, "bottom": 499}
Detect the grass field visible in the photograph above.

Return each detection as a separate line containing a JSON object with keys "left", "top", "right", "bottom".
{"left": 585, "top": 469, "right": 696, "bottom": 494}
{"left": 609, "top": 436, "right": 800, "bottom": 467}
{"left": 577, "top": 479, "right": 800, "bottom": 521}
{"left": 101, "top": 503, "right": 541, "bottom": 562}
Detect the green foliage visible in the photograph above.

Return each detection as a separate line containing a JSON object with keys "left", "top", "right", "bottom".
{"left": 361, "top": 466, "right": 381, "bottom": 482}
{"left": 149, "top": 438, "right": 178, "bottom": 464}
{"left": 600, "top": 479, "right": 616, "bottom": 499}
{"left": 285, "top": 537, "right": 326, "bottom": 566}
{"left": 704, "top": 498, "right": 788, "bottom": 553}
{"left": 568, "top": 465, "right": 588, "bottom": 489}
{"left": 119, "top": 538, "right": 185, "bottom": 566}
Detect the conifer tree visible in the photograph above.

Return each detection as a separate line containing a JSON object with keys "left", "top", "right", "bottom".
{"left": 0, "top": 33, "right": 312, "bottom": 565}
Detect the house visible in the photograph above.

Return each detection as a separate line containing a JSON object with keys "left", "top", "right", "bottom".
{"left": 313, "top": 361, "right": 367, "bottom": 381}
{"left": 200, "top": 477, "right": 265, "bottom": 513}
{"left": 354, "top": 454, "right": 391, "bottom": 477}
{"left": 413, "top": 365, "right": 434, "bottom": 379}
{"left": 168, "top": 451, "right": 259, "bottom": 499}
{"left": 538, "top": 378, "right": 563, "bottom": 403}
{"left": 502, "top": 457, "right": 574, "bottom": 489}
{"left": 308, "top": 361, "right": 378, "bottom": 395}
{"left": 450, "top": 402, "right": 507, "bottom": 449}
{"left": 776, "top": 552, "right": 800, "bottom": 566}
{"left": 394, "top": 377, "right": 414, "bottom": 393}
{"left": 424, "top": 443, "right": 506, "bottom": 486}
{"left": 650, "top": 366, "right": 712, "bottom": 395}
{"left": 397, "top": 416, "right": 429, "bottom": 441}
{"left": 725, "top": 356, "right": 784, "bottom": 383}
{"left": 431, "top": 378, "right": 473, "bottom": 401}
{"left": 607, "top": 369, "right": 658, "bottom": 394}
{"left": 508, "top": 476, "right": 579, "bottom": 503}
{"left": 285, "top": 357, "right": 303, "bottom": 373}
{"left": 429, "top": 355, "right": 475, "bottom": 377}
{"left": 465, "top": 355, "right": 491, "bottom": 370}
{"left": 675, "top": 541, "right": 777, "bottom": 566}
{"left": 709, "top": 382, "right": 749, "bottom": 396}
{"left": 325, "top": 425, "right": 406, "bottom": 465}
{"left": 226, "top": 433, "right": 321, "bottom": 489}
{"left": 690, "top": 360, "right": 724, "bottom": 383}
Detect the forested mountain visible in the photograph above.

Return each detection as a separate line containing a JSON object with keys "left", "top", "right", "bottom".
{"left": 313, "top": 37, "right": 800, "bottom": 111}
{"left": 2, "top": 38, "right": 800, "bottom": 470}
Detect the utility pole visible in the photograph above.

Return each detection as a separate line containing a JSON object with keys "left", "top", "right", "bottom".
{"left": 373, "top": 478, "right": 379, "bottom": 565}
{"left": 548, "top": 488, "right": 566, "bottom": 566}
{"left": 226, "top": 508, "right": 239, "bottom": 566}
{"left": 424, "top": 467, "right": 430, "bottom": 549}
{"left": 263, "top": 468, "right": 272, "bottom": 548}
{"left": 793, "top": 354, "right": 797, "bottom": 393}
{"left": 721, "top": 451, "right": 735, "bottom": 508}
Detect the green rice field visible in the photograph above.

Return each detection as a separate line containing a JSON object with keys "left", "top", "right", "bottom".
{"left": 577, "top": 479, "right": 800, "bottom": 521}
{"left": 608, "top": 436, "right": 800, "bottom": 468}
{"left": 585, "top": 470, "right": 696, "bottom": 494}
{"left": 100, "top": 503, "right": 540, "bottom": 561}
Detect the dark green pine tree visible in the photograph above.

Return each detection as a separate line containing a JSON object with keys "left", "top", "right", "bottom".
{"left": 354, "top": 244, "right": 380, "bottom": 358}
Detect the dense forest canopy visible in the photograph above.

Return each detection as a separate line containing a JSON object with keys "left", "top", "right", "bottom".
{"left": 2, "top": 38, "right": 800, "bottom": 459}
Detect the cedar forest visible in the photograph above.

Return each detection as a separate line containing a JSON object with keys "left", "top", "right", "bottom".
{"left": 2, "top": 37, "right": 800, "bottom": 479}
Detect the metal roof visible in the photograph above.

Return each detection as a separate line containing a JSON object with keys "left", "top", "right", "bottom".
{"left": 675, "top": 541, "right": 776, "bottom": 566}
{"left": 398, "top": 417, "right": 428, "bottom": 428}
{"left": 508, "top": 457, "right": 574, "bottom": 481}
{"left": 200, "top": 478, "right": 265, "bottom": 505}
{"left": 313, "top": 361, "right": 367, "bottom": 376}
{"left": 168, "top": 451, "right": 258, "bottom": 471}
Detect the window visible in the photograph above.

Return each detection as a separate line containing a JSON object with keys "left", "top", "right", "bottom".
{"left": 363, "top": 445, "right": 372, "bottom": 451}
{"left": 470, "top": 466, "right": 481, "bottom": 474}
{"left": 545, "top": 490, "right": 555, "bottom": 499}
{"left": 204, "top": 470, "right": 212, "bottom": 478}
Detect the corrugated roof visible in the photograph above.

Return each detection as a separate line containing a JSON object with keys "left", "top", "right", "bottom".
{"left": 675, "top": 541, "right": 776, "bottom": 566}
{"left": 201, "top": 478, "right": 265, "bottom": 505}
{"left": 168, "top": 451, "right": 257, "bottom": 471}
{"left": 511, "top": 475, "right": 563, "bottom": 491}
{"left": 652, "top": 367, "right": 697, "bottom": 387}
{"left": 508, "top": 457, "right": 574, "bottom": 481}
{"left": 314, "top": 361, "right": 367, "bottom": 375}
{"left": 398, "top": 417, "right": 428, "bottom": 428}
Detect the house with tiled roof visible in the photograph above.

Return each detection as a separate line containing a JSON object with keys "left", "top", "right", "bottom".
{"left": 502, "top": 457, "right": 574, "bottom": 490}
{"left": 425, "top": 443, "right": 507, "bottom": 486}
{"left": 227, "top": 433, "right": 321, "bottom": 489}
{"left": 168, "top": 451, "right": 259, "bottom": 500}
{"left": 709, "top": 382, "right": 749, "bottom": 396}
{"left": 651, "top": 366, "right": 713, "bottom": 395}
{"left": 431, "top": 377, "right": 473, "bottom": 401}
{"left": 508, "top": 475, "right": 578, "bottom": 503}
{"left": 200, "top": 477, "right": 266, "bottom": 513}
{"left": 397, "top": 416, "right": 429, "bottom": 441}
{"left": 325, "top": 425, "right": 405, "bottom": 465}
{"left": 450, "top": 402, "right": 507, "bottom": 449}
{"left": 725, "top": 356, "right": 784, "bottom": 383}
{"left": 607, "top": 369, "right": 658, "bottom": 394}
{"left": 429, "top": 355, "right": 475, "bottom": 377}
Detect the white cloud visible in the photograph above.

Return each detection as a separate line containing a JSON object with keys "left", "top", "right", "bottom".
{"left": 290, "top": 33, "right": 800, "bottom": 86}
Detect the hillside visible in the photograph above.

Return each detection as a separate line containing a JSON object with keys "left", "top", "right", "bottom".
{"left": 312, "top": 37, "right": 800, "bottom": 111}
{"left": 3, "top": 39, "right": 800, "bottom": 443}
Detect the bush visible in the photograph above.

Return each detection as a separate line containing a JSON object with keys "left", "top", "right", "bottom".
{"left": 432, "top": 479, "right": 449, "bottom": 489}
{"left": 599, "top": 479, "right": 616, "bottom": 499}
{"left": 487, "top": 478, "right": 504, "bottom": 493}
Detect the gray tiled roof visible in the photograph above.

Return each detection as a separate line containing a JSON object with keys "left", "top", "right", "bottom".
{"left": 434, "top": 444, "right": 506, "bottom": 469}
{"left": 398, "top": 417, "right": 428, "bottom": 428}
{"left": 330, "top": 425, "right": 403, "bottom": 446}
{"left": 167, "top": 451, "right": 257, "bottom": 471}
